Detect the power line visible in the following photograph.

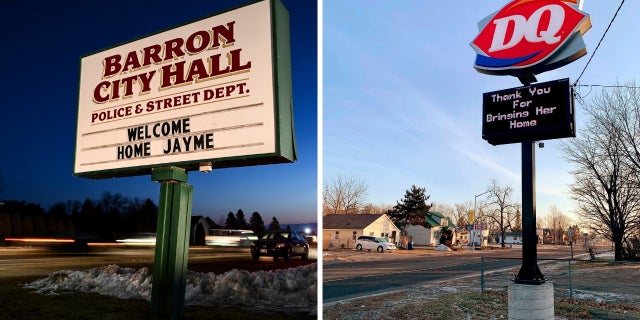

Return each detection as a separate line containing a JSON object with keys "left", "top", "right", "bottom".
{"left": 575, "top": 84, "right": 640, "bottom": 89}
{"left": 572, "top": 0, "right": 625, "bottom": 86}
{"left": 572, "top": 83, "right": 640, "bottom": 105}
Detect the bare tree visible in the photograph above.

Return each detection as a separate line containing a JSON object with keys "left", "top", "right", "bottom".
{"left": 323, "top": 174, "right": 368, "bottom": 215}
{"left": 430, "top": 202, "right": 455, "bottom": 218}
{"left": 542, "top": 205, "right": 571, "bottom": 245}
{"left": 562, "top": 86, "right": 640, "bottom": 261}
{"left": 474, "top": 200, "right": 492, "bottom": 232}
{"left": 567, "top": 225, "right": 582, "bottom": 244}
{"left": 361, "top": 203, "right": 393, "bottom": 214}
{"left": 512, "top": 211, "right": 523, "bottom": 233}
{"left": 589, "top": 82, "right": 640, "bottom": 174}
{"left": 485, "top": 180, "right": 520, "bottom": 247}
{"left": 453, "top": 201, "right": 473, "bottom": 229}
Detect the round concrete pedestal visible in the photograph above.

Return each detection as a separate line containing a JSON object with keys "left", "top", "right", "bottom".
{"left": 508, "top": 282, "right": 554, "bottom": 320}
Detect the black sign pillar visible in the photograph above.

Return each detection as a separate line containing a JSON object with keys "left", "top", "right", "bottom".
{"left": 482, "top": 78, "right": 575, "bottom": 146}
{"left": 515, "top": 140, "right": 545, "bottom": 284}
{"left": 481, "top": 77, "right": 575, "bottom": 284}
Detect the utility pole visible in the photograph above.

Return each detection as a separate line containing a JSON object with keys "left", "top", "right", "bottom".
{"left": 473, "top": 190, "right": 490, "bottom": 249}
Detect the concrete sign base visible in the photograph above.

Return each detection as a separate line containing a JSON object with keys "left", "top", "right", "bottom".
{"left": 508, "top": 282, "right": 554, "bottom": 320}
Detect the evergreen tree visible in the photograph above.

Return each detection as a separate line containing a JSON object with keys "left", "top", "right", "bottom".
{"left": 235, "top": 209, "right": 248, "bottom": 229}
{"left": 75, "top": 198, "right": 97, "bottom": 233}
{"left": 0, "top": 212, "right": 11, "bottom": 240}
{"left": 249, "top": 211, "right": 266, "bottom": 237}
{"left": 140, "top": 198, "right": 158, "bottom": 232}
{"left": 126, "top": 198, "right": 157, "bottom": 233}
{"left": 225, "top": 211, "right": 238, "bottom": 229}
{"left": 49, "top": 202, "right": 70, "bottom": 233}
{"left": 388, "top": 185, "right": 432, "bottom": 232}
{"left": 95, "top": 192, "right": 127, "bottom": 240}
{"left": 33, "top": 214, "right": 46, "bottom": 236}
{"left": 10, "top": 213, "right": 23, "bottom": 237}
{"left": 66, "top": 200, "right": 82, "bottom": 217}
{"left": 22, "top": 215, "right": 34, "bottom": 237}
{"left": 269, "top": 216, "right": 280, "bottom": 231}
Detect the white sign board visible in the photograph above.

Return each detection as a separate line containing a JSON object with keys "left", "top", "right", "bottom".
{"left": 74, "top": 0, "right": 295, "bottom": 178}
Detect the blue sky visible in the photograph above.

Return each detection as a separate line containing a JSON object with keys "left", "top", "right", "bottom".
{"left": 323, "top": 1, "right": 640, "bottom": 222}
{"left": 0, "top": 0, "right": 317, "bottom": 225}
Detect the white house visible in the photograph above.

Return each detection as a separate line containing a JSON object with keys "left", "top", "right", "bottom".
{"left": 494, "top": 232, "right": 523, "bottom": 245}
{"left": 456, "top": 229, "right": 470, "bottom": 246}
{"left": 404, "top": 212, "right": 456, "bottom": 247}
{"left": 322, "top": 214, "right": 400, "bottom": 250}
{"left": 470, "top": 227, "right": 490, "bottom": 247}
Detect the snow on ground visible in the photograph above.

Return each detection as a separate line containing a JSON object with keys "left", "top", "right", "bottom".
{"left": 23, "top": 264, "right": 317, "bottom": 312}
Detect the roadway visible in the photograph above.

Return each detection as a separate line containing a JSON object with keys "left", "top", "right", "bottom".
{"left": 323, "top": 245, "right": 585, "bottom": 304}
{"left": 0, "top": 245, "right": 317, "bottom": 278}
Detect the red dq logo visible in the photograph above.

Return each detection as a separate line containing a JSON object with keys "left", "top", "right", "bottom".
{"left": 471, "top": 0, "right": 591, "bottom": 76}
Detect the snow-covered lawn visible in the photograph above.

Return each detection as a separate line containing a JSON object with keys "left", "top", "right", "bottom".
{"left": 24, "top": 263, "right": 317, "bottom": 312}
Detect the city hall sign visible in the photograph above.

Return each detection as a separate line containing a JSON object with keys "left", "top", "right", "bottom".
{"left": 74, "top": 0, "right": 296, "bottom": 178}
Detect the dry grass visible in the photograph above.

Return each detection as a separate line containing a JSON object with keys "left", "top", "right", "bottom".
{"left": 323, "top": 287, "right": 640, "bottom": 320}
{"left": 324, "top": 256, "right": 640, "bottom": 320}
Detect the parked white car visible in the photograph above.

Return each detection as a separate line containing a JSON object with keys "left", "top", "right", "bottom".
{"left": 355, "top": 236, "right": 396, "bottom": 253}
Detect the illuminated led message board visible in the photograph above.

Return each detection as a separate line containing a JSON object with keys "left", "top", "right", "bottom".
{"left": 482, "top": 78, "right": 574, "bottom": 145}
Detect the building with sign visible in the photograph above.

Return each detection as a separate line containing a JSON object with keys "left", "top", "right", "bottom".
{"left": 404, "top": 212, "right": 456, "bottom": 247}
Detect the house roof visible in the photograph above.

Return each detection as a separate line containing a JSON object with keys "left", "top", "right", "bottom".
{"left": 323, "top": 214, "right": 387, "bottom": 229}
{"left": 191, "top": 215, "right": 221, "bottom": 229}
{"left": 503, "top": 232, "right": 523, "bottom": 237}
{"left": 423, "top": 211, "right": 457, "bottom": 228}
{"left": 430, "top": 211, "right": 444, "bottom": 218}
{"left": 425, "top": 215, "right": 440, "bottom": 227}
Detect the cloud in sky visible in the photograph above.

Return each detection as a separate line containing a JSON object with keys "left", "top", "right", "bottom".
{"left": 323, "top": 0, "right": 640, "bottom": 220}
{"left": 324, "top": 5, "right": 520, "bottom": 205}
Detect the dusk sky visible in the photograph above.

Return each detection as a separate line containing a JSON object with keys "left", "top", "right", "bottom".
{"left": 3, "top": 1, "right": 638, "bottom": 228}
{"left": 323, "top": 1, "right": 639, "bottom": 223}
{"left": 0, "top": 0, "right": 317, "bottom": 225}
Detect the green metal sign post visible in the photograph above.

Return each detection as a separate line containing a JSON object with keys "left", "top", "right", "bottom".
{"left": 151, "top": 167, "right": 193, "bottom": 320}
{"left": 71, "top": 2, "right": 296, "bottom": 319}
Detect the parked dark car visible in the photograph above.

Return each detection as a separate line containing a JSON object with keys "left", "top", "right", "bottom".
{"left": 250, "top": 230, "right": 309, "bottom": 261}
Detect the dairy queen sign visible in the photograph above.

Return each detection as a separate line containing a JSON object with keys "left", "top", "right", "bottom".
{"left": 471, "top": 0, "right": 591, "bottom": 145}
{"left": 471, "top": 0, "right": 591, "bottom": 78}
{"left": 470, "top": 0, "right": 592, "bottom": 292}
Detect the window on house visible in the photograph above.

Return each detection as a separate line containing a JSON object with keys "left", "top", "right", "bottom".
{"left": 352, "top": 231, "right": 357, "bottom": 240}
